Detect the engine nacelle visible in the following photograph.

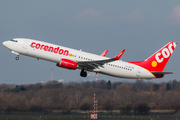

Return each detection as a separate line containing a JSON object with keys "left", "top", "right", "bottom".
{"left": 56, "top": 58, "right": 77, "bottom": 70}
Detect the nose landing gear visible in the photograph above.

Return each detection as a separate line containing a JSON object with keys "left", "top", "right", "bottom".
{"left": 80, "top": 69, "right": 87, "bottom": 77}
{"left": 15, "top": 55, "right": 19, "bottom": 60}
{"left": 11, "top": 51, "right": 19, "bottom": 60}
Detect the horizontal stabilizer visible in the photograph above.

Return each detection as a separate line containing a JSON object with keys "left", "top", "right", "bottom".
{"left": 151, "top": 71, "right": 174, "bottom": 74}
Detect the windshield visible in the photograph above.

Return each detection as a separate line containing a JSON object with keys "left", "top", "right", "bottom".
{"left": 10, "top": 39, "right": 18, "bottom": 42}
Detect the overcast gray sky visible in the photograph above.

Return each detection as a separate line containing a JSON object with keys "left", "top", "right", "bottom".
{"left": 0, "top": 0, "right": 180, "bottom": 84}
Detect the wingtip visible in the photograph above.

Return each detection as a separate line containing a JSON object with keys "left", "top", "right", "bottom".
{"left": 114, "top": 49, "right": 125, "bottom": 60}
{"left": 101, "top": 50, "right": 109, "bottom": 57}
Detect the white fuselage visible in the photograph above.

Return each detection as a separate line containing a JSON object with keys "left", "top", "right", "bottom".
{"left": 3, "top": 38, "right": 155, "bottom": 79}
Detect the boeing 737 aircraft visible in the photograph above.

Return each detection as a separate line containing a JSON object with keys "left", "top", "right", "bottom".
{"left": 2, "top": 38, "right": 177, "bottom": 79}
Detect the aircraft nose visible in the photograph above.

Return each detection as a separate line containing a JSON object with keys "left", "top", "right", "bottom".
{"left": 2, "top": 41, "right": 9, "bottom": 47}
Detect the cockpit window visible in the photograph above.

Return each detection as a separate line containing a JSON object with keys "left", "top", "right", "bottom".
{"left": 11, "top": 39, "right": 18, "bottom": 42}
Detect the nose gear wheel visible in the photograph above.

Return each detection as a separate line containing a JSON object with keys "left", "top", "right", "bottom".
{"left": 15, "top": 55, "right": 19, "bottom": 60}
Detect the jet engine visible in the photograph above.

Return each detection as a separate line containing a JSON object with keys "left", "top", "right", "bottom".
{"left": 56, "top": 58, "right": 77, "bottom": 70}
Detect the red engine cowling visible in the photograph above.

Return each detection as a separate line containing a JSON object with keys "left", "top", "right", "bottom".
{"left": 56, "top": 58, "right": 77, "bottom": 70}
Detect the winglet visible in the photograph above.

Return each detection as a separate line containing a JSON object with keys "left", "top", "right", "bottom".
{"left": 101, "top": 50, "right": 108, "bottom": 57}
{"left": 113, "top": 49, "right": 125, "bottom": 60}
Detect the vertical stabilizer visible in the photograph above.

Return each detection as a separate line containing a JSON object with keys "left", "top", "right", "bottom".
{"left": 129, "top": 42, "right": 177, "bottom": 72}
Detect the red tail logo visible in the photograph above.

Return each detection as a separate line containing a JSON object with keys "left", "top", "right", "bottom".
{"left": 129, "top": 42, "right": 177, "bottom": 72}
{"left": 155, "top": 42, "right": 177, "bottom": 64}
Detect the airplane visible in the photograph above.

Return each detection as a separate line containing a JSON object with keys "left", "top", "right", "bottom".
{"left": 2, "top": 38, "right": 177, "bottom": 79}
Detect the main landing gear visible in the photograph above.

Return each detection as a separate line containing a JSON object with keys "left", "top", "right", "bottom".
{"left": 15, "top": 55, "right": 19, "bottom": 60}
{"left": 80, "top": 69, "right": 87, "bottom": 77}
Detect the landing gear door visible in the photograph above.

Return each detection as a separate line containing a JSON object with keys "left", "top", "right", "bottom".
{"left": 23, "top": 40, "right": 28, "bottom": 49}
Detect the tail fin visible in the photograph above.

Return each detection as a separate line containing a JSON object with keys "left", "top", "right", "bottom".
{"left": 129, "top": 42, "right": 177, "bottom": 72}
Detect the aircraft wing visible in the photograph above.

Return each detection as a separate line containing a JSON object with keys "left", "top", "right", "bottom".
{"left": 78, "top": 49, "right": 125, "bottom": 69}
